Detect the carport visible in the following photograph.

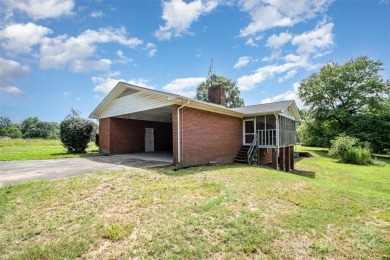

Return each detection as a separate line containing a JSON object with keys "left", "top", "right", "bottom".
{"left": 90, "top": 85, "right": 175, "bottom": 160}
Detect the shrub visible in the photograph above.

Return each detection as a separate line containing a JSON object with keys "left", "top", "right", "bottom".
{"left": 60, "top": 109, "right": 94, "bottom": 153}
{"left": 344, "top": 147, "right": 372, "bottom": 165}
{"left": 329, "top": 134, "right": 372, "bottom": 165}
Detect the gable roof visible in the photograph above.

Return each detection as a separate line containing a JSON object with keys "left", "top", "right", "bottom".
{"left": 89, "top": 82, "right": 301, "bottom": 121}
{"left": 231, "top": 100, "right": 301, "bottom": 121}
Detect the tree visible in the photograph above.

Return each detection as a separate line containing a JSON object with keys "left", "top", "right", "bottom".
{"left": 21, "top": 117, "right": 39, "bottom": 136}
{"left": 298, "top": 56, "right": 390, "bottom": 130}
{"left": 60, "top": 109, "right": 94, "bottom": 153}
{"left": 21, "top": 117, "right": 59, "bottom": 139}
{"left": 195, "top": 73, "right": 244, "bottom": 108}
{"left": 0, "top": 117, "right": 22, "bottom": 138}
{"left": 298, "top": 56, "right": 390, "bottom": 151}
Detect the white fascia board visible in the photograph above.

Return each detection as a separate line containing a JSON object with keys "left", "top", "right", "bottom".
{"left": 187, "top": 102, "right": 244, "bottom": 118}
{"left": 281, "top": 100, "right": 301, "bottom": 121}
{"left": 243, "top": 111, "right": 282, "bottom": 117}
{"left": 89, "top": 83, "right": 127, "bottom": 118}
{"left": 89, "top": 82, "right": 176, "bottom": 119}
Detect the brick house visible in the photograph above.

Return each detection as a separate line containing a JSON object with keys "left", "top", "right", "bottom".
{"left": 89, "top": 82, "right": 301, "bottom": 171}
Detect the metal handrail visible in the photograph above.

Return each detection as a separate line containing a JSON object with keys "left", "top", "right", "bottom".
{"left": 247, "top": 134, "right": 258, "bottom": 164}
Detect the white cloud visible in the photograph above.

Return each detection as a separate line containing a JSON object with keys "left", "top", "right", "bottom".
{"left": 90, "top": 11, "right": 103, "bottom": 18}
{"left": 239, "top": 0, "right": 333, "bottom": 36}
{"left": 92, "top": 77, "right": 154, "bottom": 93}
{"left": 162, "top": 77, "right": 206, "bottom": 97}
{"left": 234, "top": 56, "right": 251, "bottom": 69}
{"left": 237, "top": 57, "right": 311, "bottom": 91}
{"left": 68, "top": 59, "right": 112, "bottom": 73}
{"left": 0, "top": 86, "right": 25, "bottom": 96}
{"left": 0, "top": 22, "right": 52, "bottom": 54}
{"left": 145, "top": 42, "right": 157, "bottom": 57}
{"left": 116, "top": 50, "right": 132, "bottom": 64}
{"left": 64, "top": 91, "right": 71, "bottom": 97}
{"left": 245, "top": 38, "right": 258, "bottom": 47}
{"left": 261, "top": 82, "right": 303, "bottom": 107}
{"left": 154, "top": 0, "right": 219, "bottom": 40}
{"left": 2, "top": 0, "right": 75, "bottom": 20}
{"left": 0, "top": 58, "right": 29, "bottom": 96}
{"left": 39, "top": 27, "right": 142, "bottom": 72}
{"left": 278, "top": 69, "right": 297, "bottom": 83}
{"left": 0, "top": 58, "right": 30, "bottom": 82}
{"left": 291, "top": 21, "right": 334, "bottom": 55}
{"left": 266, "top": 32, "right": 292, "bottom": 49}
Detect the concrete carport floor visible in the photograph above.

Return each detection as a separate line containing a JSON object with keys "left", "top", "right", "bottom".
{"left": 0, "top": 153, "right": 172, "bottom": 186}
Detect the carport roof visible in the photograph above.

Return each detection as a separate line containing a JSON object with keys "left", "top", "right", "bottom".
{"left": 89, "top": 82, "right": 301, "bottom": 121}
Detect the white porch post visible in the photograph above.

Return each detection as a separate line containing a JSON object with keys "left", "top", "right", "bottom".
{"left": 275, "top": 112, "right": 279, "bottom": 170}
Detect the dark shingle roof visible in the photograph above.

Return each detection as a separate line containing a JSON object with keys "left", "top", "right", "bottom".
{"left": 231, "top": 100, "right": 293, "bottom": 115}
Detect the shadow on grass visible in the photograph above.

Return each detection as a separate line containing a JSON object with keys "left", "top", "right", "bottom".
{"left": 155, "top": 163, "right": 268, "bottom": 177}
{"left": 290, "top": 169, "right": 316, "bottom": 178}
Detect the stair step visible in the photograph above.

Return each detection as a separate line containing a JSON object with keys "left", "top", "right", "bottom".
{"left": 235, "top": 145, "right": 257, "bottom": 165}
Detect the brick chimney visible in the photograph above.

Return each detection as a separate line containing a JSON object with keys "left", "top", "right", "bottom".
{"left": 208, "top": 85, "right": 226, "bottom": 106}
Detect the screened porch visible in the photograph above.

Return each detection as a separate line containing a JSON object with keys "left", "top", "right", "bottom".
{"left": 243, "top": 114, "right": 297, "bottom": 148}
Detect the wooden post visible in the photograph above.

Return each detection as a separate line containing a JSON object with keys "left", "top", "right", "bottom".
{"left": 279, "top": 147, "right": 284, "bottom": 171}
{"left": 290, "top": 146, "right": 294, "bottom": 170}
{"left": 284, "top": 146, "right": 290, "bottom": 172}
{"left": 272, "top": 148, "right": 277, "bottom": 169}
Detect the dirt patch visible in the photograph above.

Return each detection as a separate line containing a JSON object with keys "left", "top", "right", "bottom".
{"left": 272, "top": 235, "right": 314, "bottom": 259}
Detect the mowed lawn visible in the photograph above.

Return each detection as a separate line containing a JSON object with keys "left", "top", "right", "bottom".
{"left": 0, "top": 139, "right": 100, "bottom": 161}
{"left": 0, "top": 147, "right": 389, "bottom": 259}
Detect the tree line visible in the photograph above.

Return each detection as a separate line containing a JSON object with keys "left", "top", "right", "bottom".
{"left": 297, "top": 56, "right": 390, "bottom": 154}
{"left": 0, "top": 114, "right": 98, "bottom": 141}
{"left": 0, "top": 117, "right": 60, "bottom": 139}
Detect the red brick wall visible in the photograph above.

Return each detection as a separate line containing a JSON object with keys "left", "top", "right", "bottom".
{"left": 99, "top": 117, "right": 172, "bottom": 154}
{"left": 173, "top": 105, "right": 242, "bottom": 166}
{"left": 259, "top": 148, "right": 273, "bottom": 165}
{"left": 99, "top": 118, "right": 111, "bottom": 154}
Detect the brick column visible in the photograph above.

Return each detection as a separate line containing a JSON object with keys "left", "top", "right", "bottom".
{"left": 290, "top": 146, "right": 294, "bottom": 170}
{"left": 279, "top": 147, "right": 284, "bottom": 171}
{"left": 99, "top": 118, "right": 111, "bottom": 155}
{"left": 284, "top": 146, "right": 290, "bottom": 172}
{"left": 272, "top": 148, "right": 277, "bottom": 169}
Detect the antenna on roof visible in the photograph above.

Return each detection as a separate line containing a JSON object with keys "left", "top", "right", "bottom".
{"left": 207, "top": 58, "right": 214, "bottom": 88}
{"left": 207, "top": 58, "right": 213, "bottom": 78}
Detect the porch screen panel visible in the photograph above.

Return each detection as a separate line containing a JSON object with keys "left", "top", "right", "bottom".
{"left": 279, "top": 115, "right": 296, "bottom": 145}
{"left": 244, "top": 120, "right": 255, "bottom": 144}
{"left": 265, "top": 115, "right": 276, "bottom": 145}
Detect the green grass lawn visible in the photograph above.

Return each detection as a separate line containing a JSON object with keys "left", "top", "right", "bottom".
{"left": 0, "top": 146, "right": 389, "bottom": 259}
{"left": 0, "top": 139, "right": 100, "bottom": 161}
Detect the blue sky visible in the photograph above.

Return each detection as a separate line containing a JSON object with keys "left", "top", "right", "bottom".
{"left": 0, "top": 0, "right": 389, "bottom": 123}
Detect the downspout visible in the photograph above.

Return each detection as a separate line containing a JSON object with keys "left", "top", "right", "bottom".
{"left": 177, "top": 100, "right": 190, "bottom": 165}
{"left": 274, "top": 112, "right": 279, "bottom": 170}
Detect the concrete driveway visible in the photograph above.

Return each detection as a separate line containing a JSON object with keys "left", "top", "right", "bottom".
{"left": 0, "top": 153, "right": 172, "bottom": 186}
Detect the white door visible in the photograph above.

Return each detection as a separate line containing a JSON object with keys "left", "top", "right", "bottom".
{"left": 145, "top": 128, "right": 154, "bottom": 152}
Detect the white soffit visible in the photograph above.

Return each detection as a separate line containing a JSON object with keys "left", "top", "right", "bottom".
{"left": 99, "top": 91, "right": 174, "bottom": 119}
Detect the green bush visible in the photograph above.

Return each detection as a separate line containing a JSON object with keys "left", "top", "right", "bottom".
{"left": 329, "top": 134, "right": 372, "bottom": 165}
{"left": 344, "top": 147, "right": 372, "bottom": 165}
{"left": 60, "top": 110, "right": 94, "bottom": 153}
